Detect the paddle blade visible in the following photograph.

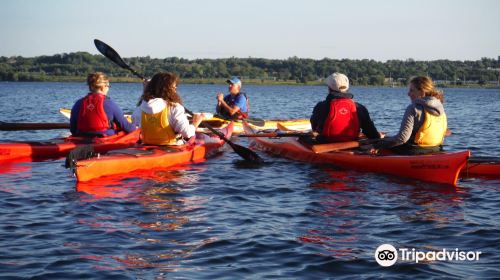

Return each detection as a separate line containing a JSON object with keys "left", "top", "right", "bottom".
{"left": 65, "top": 145, "right": 96, "bottom": 169}
{"left": 94, "top": 39, "right": 127, "bottom": 68}
{"left": 194, "top": 112, "right": 263, "bottom": 163}
{"left": 228, "top": 141, "right": 263, "bottom": 163}
{"left": 245, "top": 118, "right": 265, "bottom": 127}
{"left": 94, "top": 39, "right": 145, "bottom": 80}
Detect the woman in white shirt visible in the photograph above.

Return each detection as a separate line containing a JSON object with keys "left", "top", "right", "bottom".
{"left": 132, "top": 72, "right": 203, "bottom": 145}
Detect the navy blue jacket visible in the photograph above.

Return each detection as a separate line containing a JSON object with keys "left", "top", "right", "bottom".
{"left": 70, "top": 94, "right": 136, "bottom": 136}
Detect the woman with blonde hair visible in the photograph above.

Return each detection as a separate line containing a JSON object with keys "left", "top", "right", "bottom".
{"left": 373, "top": 76, "right": 447, "bottom": 155}
{"left": 70, "top": 72, "right": 137, "bottom": 136}
{"left": 132, "top": 72, "right": 204, "bottom": 145}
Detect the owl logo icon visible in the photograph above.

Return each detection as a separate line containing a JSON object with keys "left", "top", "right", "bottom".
{"left": 375, "top": 244, "right": 398, "bottom": 267}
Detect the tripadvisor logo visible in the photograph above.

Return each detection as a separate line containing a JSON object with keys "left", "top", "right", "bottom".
{"left": 375, "top": 244, "right": 398, "bottom": 267}
{"left": 374, "top": 244, "right": 482, "bottom": 267}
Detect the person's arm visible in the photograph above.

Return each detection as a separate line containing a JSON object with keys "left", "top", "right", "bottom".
{"left": 131, "top": 106, "right": 142, "bottom": 128}
{"left": 310, "top": 101, "right": 326, "bottom": 133}
{"left": 216, "top": 92, "right": 224, "bottom": 114}
{"left": 356, "top": 103, "right": 380, "bottom": 139}
{"left": 169, "top": 104, "right": 196, "bottom": 139}
{"left": 217, "top": 94, "right": 241, "bottom": 116}
{"left": 107, "top": 100, "right": 137, "bottom": 133}
{"left": 375, "top": 105, "right": 415, "bottom": 149}
{"left": 69, "top": 100, "right": 81, "bottom": 135}
{"left": 233, "top": 94, "right": 247, "bottom": 114}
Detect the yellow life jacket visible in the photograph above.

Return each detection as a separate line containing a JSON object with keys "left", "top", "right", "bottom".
{"left": 414, "top": 110, "right": 447, "bottom": 147}
{"left": 141, "top": 106, "right": 178, "bottom": 145}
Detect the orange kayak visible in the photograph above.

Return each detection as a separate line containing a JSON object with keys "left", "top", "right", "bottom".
{"left": 73, "top": 122, "right": 233, "bottom": 182}
{"left": 243, "top": 122, "right": 470, "bottom": 186}
{"left": 460, "top": 157, "right": 500, "bottom": 178}
{"left": 0, "top": 130, "right": 140, "bottom": 162}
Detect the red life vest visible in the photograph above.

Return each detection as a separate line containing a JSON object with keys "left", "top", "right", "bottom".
{"left": 76, "top": 93, "right": 110, "bottom": 133}
{"left": 321, "top": 98, "right": 360, "bottom": 142}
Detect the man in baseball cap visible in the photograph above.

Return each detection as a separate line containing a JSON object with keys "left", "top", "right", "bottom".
{"left": 216, "top": 76, "right": 249, "bottom": 119}
{"left": 310, "top": 72, "right": 381, "bottom": 143}
{"left": 325, "top": 72, "right": 350, "bottom": 93}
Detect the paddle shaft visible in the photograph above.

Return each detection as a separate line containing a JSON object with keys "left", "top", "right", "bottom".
{"left": 213, "top": 113, "right": 265, "bottom": 127}
{"left": 311, "top": 138, "right": 379, "bottom": 153}
{"left": 94, "top": 39, "right": 262, "bottom": 163}
{"left": 469, "top": 156, "right": 500, "bottom": 164}
{"left": 184, "top": 109, "right": 229, "bottom": 141}
{"left": 240, "top": 132, "right": 312, "bottom": 138}
{"left": 0, "top": 121, "right": 70, "bottom": 131}
{"left": 312, "top": 128, "right": 453, "bottom": 154}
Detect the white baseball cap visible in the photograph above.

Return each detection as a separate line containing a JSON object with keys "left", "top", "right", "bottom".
{"left": 325, "top": 73, "right": 349, "bottom": 93}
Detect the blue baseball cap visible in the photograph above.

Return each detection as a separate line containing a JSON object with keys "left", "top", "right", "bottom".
{"left": 226, "top": 76, "right": 241, "bottom": 85}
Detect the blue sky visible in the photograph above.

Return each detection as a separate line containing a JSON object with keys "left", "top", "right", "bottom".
{"left": 1, "top": 0, "right": 499, "bottom": 61}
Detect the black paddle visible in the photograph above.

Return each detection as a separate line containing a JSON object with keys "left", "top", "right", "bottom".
{"left": 468, "top": 156, "right": 500, "bottom": 164}
{"left": 184, "top": 109, "right": 262, "bottom": 163}
{"left": 213, "top": 113, "right": 265, "bottom": 127}
{"left": 97, "top": 40, "right": 265, "bottom": 127}
{"left": 0, "top": 121, "right": 70, "bottom": 131}
{"left": 65, "top": 145, "right": 95, "bottom": 169}
{"left": 93, "top": 39, "right": 262, "bottom": 163}
{"left": 239, "top": 132, "right": 313, "bottom": 138}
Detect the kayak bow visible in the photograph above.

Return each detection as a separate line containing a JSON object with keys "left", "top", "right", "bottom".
{"left": 72, "top": 122, "right": 234, "bottom": 182}
{"left": 243, "top": 122, "right": 470, "bottom": 186}
{"left": 0, "top": 130, "right": 140, "bottom": 162}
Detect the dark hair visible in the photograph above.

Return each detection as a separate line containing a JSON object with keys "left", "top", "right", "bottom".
{"left": 138, "top": 72, "right": 182, "bottom": 106}
{"left": 409, "top": 76, "right": 444, "bottom": 103}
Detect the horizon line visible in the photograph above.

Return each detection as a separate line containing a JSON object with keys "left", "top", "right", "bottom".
{"left": 1, "top": 51, "right": 499, "bottom": 63}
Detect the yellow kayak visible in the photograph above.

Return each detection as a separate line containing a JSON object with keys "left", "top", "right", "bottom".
{"left": 59, "top": 108, "right": 311, "bottom": 135}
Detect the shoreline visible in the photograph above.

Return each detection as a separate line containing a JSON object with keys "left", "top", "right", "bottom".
{"left": 1, "top": 77, "right": 499, "bottom": 89}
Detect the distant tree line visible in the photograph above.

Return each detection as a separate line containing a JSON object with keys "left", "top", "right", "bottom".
{"left": 1, "top": 52, "right": 499, "bottom": 86}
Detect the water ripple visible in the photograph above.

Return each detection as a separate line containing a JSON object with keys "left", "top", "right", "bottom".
{"left": 0, "top": 84, "right": 499, "bottom": 279}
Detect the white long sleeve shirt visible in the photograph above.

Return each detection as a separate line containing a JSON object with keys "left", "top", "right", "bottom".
{"left": 132, "top": 98, "right": 196, "bottom": 140}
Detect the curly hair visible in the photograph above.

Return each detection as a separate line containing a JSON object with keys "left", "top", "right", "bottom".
{"left": 410, "top": 76, "right": 444, "bottom": 103}
{"left": 138, "top": 72, "right": 182, "bottom": 106}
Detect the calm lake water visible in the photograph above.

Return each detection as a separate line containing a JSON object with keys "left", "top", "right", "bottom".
{"left": 0, "top": 82, "right": 499, "bottom": 279}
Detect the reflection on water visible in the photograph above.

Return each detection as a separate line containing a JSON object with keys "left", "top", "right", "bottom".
{"left": 396, "top": 185, "right": 465, "bottom": 225}
{"left": 73, "top": 165, "right": 218, "bottom": 272}
{"left": 298, "top": 167, "right": 366, "bottom": 259}
{"left": 76, "top": 166, "right": 204, "bottom": 198}
{"left": 310, "top": 168, "right": 365, "bottom": 193}
{"left": 0, "top": 84, "right": 498, "bottom": 279}
{"left": 299, "top": 166, "right": 468, "bottom": 260}
{"left": 0, "top": 161, "right": 32, "bottom": 195}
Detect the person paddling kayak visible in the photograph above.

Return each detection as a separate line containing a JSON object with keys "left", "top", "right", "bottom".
{"left": 310, "top": 72, "right": 382, "bottom": 143}
{"left": 370, "top": 76, "right": 447, "bottom": 155}
{"left": 131, "top": 72, "right": 205, "bottom": 145}
{"left": 215, "top": 76, "right": 249, "bottom": 120}
{"left": 70, "top": 72, "right": 137, "bottom": 137}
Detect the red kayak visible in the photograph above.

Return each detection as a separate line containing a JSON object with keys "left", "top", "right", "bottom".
{"left": 72, "top": 122, "right": 233, "bottom": 182}
{"left": 243, "top": 122, "right": 470, "bottom": 186}
{"left": 460, "top": 157, "right": 500, "bottom": 178}
{"left": 0, "top": 130, "right": 140, "bottom": 162}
